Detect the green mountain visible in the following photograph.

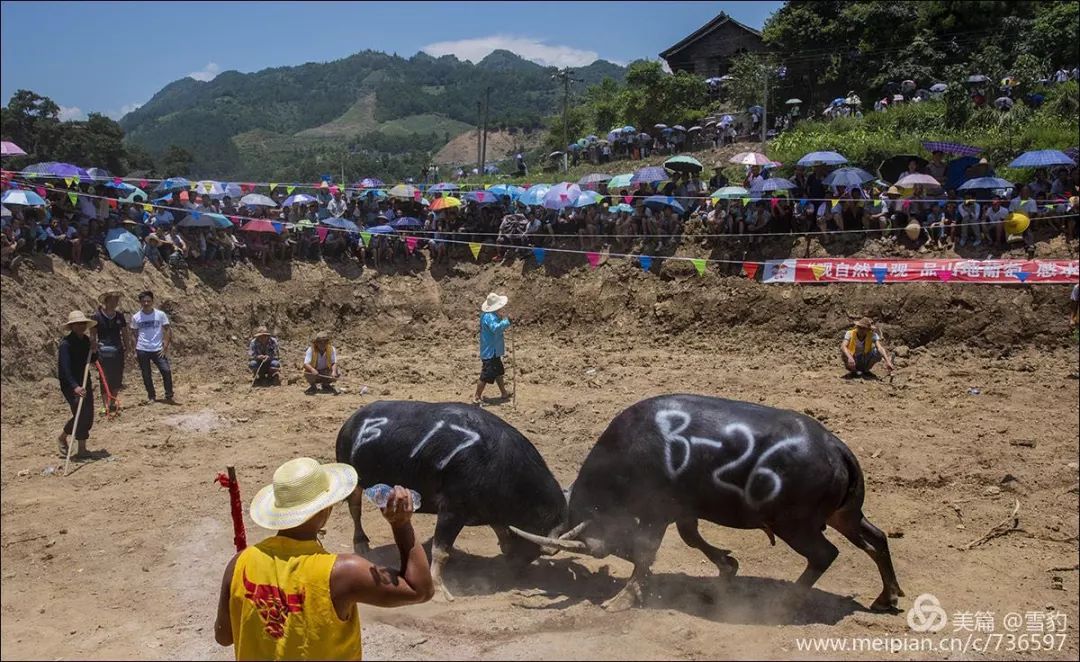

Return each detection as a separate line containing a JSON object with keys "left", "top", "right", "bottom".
{"left": 119, "top": 49, "right": 625, "bottom": 179}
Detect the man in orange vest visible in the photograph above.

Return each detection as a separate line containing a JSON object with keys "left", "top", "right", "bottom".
{"left": 840, "top": 317, "right": 895, "bottom": 378}
{"left": 214, "top": 458, "right": 433, "bottom": 660}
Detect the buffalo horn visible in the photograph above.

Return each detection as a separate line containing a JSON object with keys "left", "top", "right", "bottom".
{"left": 509, "top": 526, "right": 588, "bottom": 552}
{"left": 558, "top": 521, "right": 589, "bottom": 540}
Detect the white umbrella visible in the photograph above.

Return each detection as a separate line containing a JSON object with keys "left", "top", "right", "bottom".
{"left": 895, "top": 173, "right": 941, "bottom": 187}
{"left": 729, "top": 152, "right": 772, "bottom": 166}
{"left": 240, "top": 193, "right": 278, "bottom": 207}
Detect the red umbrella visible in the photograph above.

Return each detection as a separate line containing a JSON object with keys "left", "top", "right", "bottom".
{"left": 240, "top": 219, "right": 280, "bottom": 234}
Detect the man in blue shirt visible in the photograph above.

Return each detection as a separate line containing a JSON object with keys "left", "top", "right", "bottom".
{"left": 474, "top": 293, "right": 511, "bottom": 405}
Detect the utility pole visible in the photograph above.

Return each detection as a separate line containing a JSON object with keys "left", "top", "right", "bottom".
{"left": 481, "top": 86, "right": 492, "bottom": 175}
{"left": 477, "top": 100, "right": 483, "bottom": 175}
{"left": 552, "top": 67, "right": 583, "bottom": 173}
{"left": 762, "top": 69, "right": 768, "bottom": 144}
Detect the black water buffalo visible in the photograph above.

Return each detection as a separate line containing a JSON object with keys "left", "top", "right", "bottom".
{"left": 511, "top": 394, "right": 903, "bottom": 612}
{"left": 335, "top": 400, "right": 566, "bottom": 600}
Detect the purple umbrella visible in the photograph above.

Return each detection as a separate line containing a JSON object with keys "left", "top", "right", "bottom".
{"left": 630, "top": 166, "right": 670, "bottom": 186}
{"left": 1065, "top": 147, "right": 1079, "bottom": 163}
{"left": 0, "top": 141, "right": 26, "bottom": 156}
{"left": 542, "top": 183, "right": 582, "bottom": 210}
{"left": 922, "top": 141, "right": 983, "bottom": 157}
{"left": 357, "top": 178, "right": 385, "bottom": 189}
{"left": 22, "top": 162, "right": 91, "bottom": 180}
{"left": 464, "top": 190, "right": 498, "bottom": 204}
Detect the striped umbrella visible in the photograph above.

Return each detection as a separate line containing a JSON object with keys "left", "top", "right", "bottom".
{"left": 921, "top": 141, "right": 983, "bottom": 156}
{"left": 542, "top": 183, "right": 581, "bottom": 210}
{"left": 957, "top": 177, "right": 1014, "bottom": 191}
{"left": 429, "top": 196, "right": 461, "bottom": 211}
{"left": 823, "top": 167, "right": 876, "bottom": 188}
{"left": 22, "top": 162, "right": 91, "bottom": 180}
{"left": 1, "top": 189, "right": 46, "bottom": 206}
{"left": 1008, "top": 150, "right": 1075, "bottom": 168}
{"left": 389, "top": 184, "right": 421, "bottom": 200}
{"left": 630, "top": 166, "right": 669, "bottom": 186}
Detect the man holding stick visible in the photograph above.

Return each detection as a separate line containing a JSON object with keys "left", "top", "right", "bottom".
{"left": 474, "top": 293, "right": 511, "bottom": 405}
{"left": 57, "top": 311, "right": 97, "bottom": 458}
{"left": 214, "top": 458, "right": 432, "bottom": 659}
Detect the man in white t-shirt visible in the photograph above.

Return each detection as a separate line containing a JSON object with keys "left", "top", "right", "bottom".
{"left": 130, "top": 290, "right": 176, "bottom": 403}
{"left": 983, "top": 195, "right": 1009, "bottom": 245}
{"left": 840, "top": 317, "right": 894, "bottom": 377}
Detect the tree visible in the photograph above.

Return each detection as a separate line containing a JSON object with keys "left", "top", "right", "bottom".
{"left": 726, "top": 53, "right": 781, "bottom": 112}
{"left": 1, "top": 89, "right": 61, "bottom": 159}
{"left": 159, "top": 145, "right": 194, "bottom": 176}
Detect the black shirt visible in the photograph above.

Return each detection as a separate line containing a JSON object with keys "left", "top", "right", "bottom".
{"left": 58, "top": 332, "right": 94, "bottom": 394}
{"left": 93, "top": 308, "right": 127, "bottom": 349}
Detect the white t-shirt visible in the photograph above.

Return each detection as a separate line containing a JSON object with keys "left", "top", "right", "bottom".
{"left": 1009, "top": 198, "right": 1037, "bottom": 215}
{"left": 304, "top": 346, "right": 337, "bottom": 370}
{"left": 984, "top": 206, "right": 1009, "bottom": 224}
{"left": 131, "top": 309, "right": 170, "bottom": 352}
{"left": 843, "top": 330, "right": 880, "bottom": 356}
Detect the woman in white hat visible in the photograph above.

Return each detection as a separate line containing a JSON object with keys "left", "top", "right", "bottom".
{"left": 214, "top": 459, "right": 432, "bottom": 660}
{"left": 474, "top": 292, "right": 511, "bottom": 405}
{"left": 57, "top": 310, "right": 98, "bottom": 458}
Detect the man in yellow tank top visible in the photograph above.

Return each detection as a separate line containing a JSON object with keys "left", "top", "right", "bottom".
{"left": 839, "top": 317, "right": 895, "bottom": 378}
{"left": 214, "top": 458, "right": 433, "bottom": 660}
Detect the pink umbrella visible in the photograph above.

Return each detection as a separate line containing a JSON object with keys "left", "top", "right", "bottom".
{"left": 729, "top": 152, "right": 772, "bottom": 166}
{"left": 1, "top": 141, "right": 27, "bottom": 156}
{"left": 240, "top": 219, "right": 281, "bottom": 234}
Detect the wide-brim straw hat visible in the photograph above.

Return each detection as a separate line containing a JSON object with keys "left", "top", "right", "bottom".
{"left": 252, "top": 326, "right": 271, "bottom": 338}
{"left": 250, "top": 458, "right": 358, "bottom": 530}
{"left": 855, "top": 317, "right": 874, "bottom": 329}
{"left": 481, "top": 292, "right": 508, "bottom": 313}
{"left": 64, "top": 310, "right": 97, "bottom": 329}
{"left": 313, "top": 331, "right": 331, "bottom": 343}
{"left": 97, "top": 289, "right": 122, "bottom": 304}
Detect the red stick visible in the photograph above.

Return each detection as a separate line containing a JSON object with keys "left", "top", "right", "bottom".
{"left": 215, "top": 466, "right": 247, "bottom": 552}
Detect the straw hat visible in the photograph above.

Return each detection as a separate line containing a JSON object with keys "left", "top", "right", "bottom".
{"left": 252, "top": 326, "right": 271, "bottom": 339}
{"left": 854, "top": 317, "right": 874, "bottom": 330}
{"left": 481, "top": 292, "right": 508, "bottom": 313}
{"left": 313, "top": 331, "right": 331, "bottom": 343}
{"left": 249, "top": 458, "right": 357, "bottom": 530}
{"left": 97, "top": 289, "right": 122, "bottom": 304}
{"left": 64, "top": 310, "right": 97, "bottom": 329}
{"left": 886, "top": 186, "right": 902, "bottom": 197}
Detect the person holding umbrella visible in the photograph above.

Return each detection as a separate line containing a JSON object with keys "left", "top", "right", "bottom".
{"left": 474, "top": 293, "right": 511, "bottom": 406}
{"left": 57, "top": 311, "right": 98, "bottom": 458}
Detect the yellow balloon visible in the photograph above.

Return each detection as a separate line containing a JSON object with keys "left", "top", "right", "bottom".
{"left": 1004, "top": 212, "right": 1029, "bottom": 235}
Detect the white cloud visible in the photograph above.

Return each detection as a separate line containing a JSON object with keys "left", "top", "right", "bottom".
{"left": 421, "top": 35, "right": 612, "bottom": 68}
{"left": 120, "top": 101, "right": 144, "bottom": 115}
{"left": 58, "top": 105, "right": 86, "bottom": 121}
{"left": 188, "top": 62, "right": 220, "bottom": 82}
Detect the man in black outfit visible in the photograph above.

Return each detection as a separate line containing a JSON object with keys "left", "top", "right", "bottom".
{"left": 57, "top": 310, "right": 97, "bottom": 459}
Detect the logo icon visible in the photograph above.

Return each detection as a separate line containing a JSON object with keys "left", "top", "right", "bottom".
{"left": 907, "top": 593, "right": 947, "bottom": 633}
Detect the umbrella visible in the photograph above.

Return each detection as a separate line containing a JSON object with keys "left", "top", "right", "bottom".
{"left": 878, "top": 155, "right": 928, "bottom": 183}
{"left": 207, "top": 213, "right": 232, "bottom": 229}
{"left": 664, "top": 155, "right": 703, "bottom": 173}
{"left": 105, "top": 228, "right": 143, "bottom": 270}
{"left": 654, "top": 124, "right": 668, "bottom": 130}
{"left": 549, "top": 151, "right": 564, "bottom": 159}
{"left": 966, "top": 74, "right": 989, "bottom": 84}
{"left": 430, "top": 196, "right": 462, "bottom": 211}
{"left": 488, "top": 184, "right": 525, "bottom": 199}
{"left": 154, "top": 177, "right": 191, "bottom": 193}
{"left": 704, "top": 121, "right": 717, "bottom": 128}
{"left": 1064, "top": 147, "right": 1078, "bottom": 163}
{"left": 388, "top": 184, "right": 420, "bottom": 200}
{"left": 86, "top": 167, "right": 112, "bottom": 182}
{"left": 578, "top": 173, "right": 613, "bottom": 189}
{"left": 609, "top": 203, "right": 634, "bottom": 213}
{"left": 1, "top": 189, "right": 46, "bottom": 206}
{"left": 585, "top": 135, "right": 598, "bottom": 142}
{"left": 464, "top": 190, "right": 498, "bottom": 204}
{"left": 929, "top": 83, "right": 948, "bottom": 93}
{"left": 1008, "top": 149, "right": 1075, "bottom": 168}
{"left": 322, "top": 217, "right": 361, "bottom": 234}
{"left": 672, "top": 125, "right": 686, "bottom": 132}
{"left": 830, "top": 97, "right": 846, "bottom": 106}
{"left": 429, "top": 182, "right": 459, "bottom": 193}
{"left": 660, "top": 127, "right": 674, "bottom": 136}
{"left": 750, "top": 178, "right": 796, "bottom": 193}
{"left": 194, "top": 180, "right": 227, "bottom": 197}
{"left": 785, "top": 98, "right": 802, "bottom": 105}
{"left": 542, "top": 183, "right": 581, "bottom": 210}
{"left": 823, "top": 168, "right": 875, "bottom": 188}
{"left": 895, "top": 173, "right": 942, "bottom": 187}
{"left": 957, "top": 177, "right": 1014, "bottom": 191}
{"left": 643, "top": 196, "right": 685, "bottom": 214}
{"left": 0, "top": 141, "right": 26, "bottom": 156}
{"left": 622, "top": 126, "right": 636, "bottom": 134}
{"left": 282, "top": 193, "right": 318, "bottom": 207}
{"left": 718, "top": 75, "right": 735, "bottom": 82}
{"left": 797, "top": 151, "right": 848, "bottom": 167}
{"left": 711, "top": 186, "right": 749, "bottom": 199}
{"left": 366, "top": 224, "right": 395, "bottom": 234}
{"left": 390, "top": 216, "right": 423, "bottom": 229}
{"left": 994, "top": 96, "right": 1015, "bottom": 110}
{"left": 357, "top": 178, "right": 384, "bottom": 189}
{"left": 719, "top": 115, "right": 734, "bottom": 125}
{"left": 901, "top": 80, "right": 916, "bottom": 91}
{"left": 729, "top": 152, "right": 772, "bottom": 166}
{"left": 362, "top": 189, "right": 388, "bottom": 200}
{"left": 240, "top": 193, "right": 277, "bottom": 207}
{"left": 574, "top": 190, "right": 605, "bottom": 208}
{"left": 748, "top": 106, "right": 763, "bottom": 115}
{"left": 630, "top": 166, "right": 670, "bottom": 186}
{"left": 178, "top": 213, "right": 214, "bottom": 228}
{"left": 241, "top": 219, "right": 281, "bottom": 234}
{"left": 606, "top": 173, "right": 634, "bottom": 190}
{"left": 922, "top": 141, "right": 982, "bottom": 156}
{"left": 1, "top": 206, "right": 11, "bottom": 218}
{"left": 112, "top": 183, "right": 147, "bottom": 203}
{"left": 22, "top": 162, "right": 91, "bottom": 180}
{"left": 687, "top": 126, "right": 702, "bottom": 133}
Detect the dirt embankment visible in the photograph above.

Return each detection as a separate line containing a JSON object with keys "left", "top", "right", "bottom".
{"left": 1, "top": 251, "right": 1075, "bottom": 387}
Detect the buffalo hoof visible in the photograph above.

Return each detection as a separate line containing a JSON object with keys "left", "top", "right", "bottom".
{"left": 601, "top": 581, "right": 642, "bottom": 612}
{"left": 869, "top": 593, "right": 900, "bottom": 613}
{"left": 717, "top": 555, "right": 739, "bottom": 578}
{"left": 353, "top": 540, "right": 371, "bottom": 555}
{"left": 437, "top": 582, "right": 456, "bottom": 603}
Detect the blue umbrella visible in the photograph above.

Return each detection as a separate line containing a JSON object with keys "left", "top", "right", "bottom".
{"left": 153, "top": 177, "right": 191, "bottom": 193}
{"left": 366, "top": 224, "right": 395, "bottom": 234}
{"left": 957, "top": 176, "right": 1014, "bottom": 191}
{"left": 517, "top": 185, "right": 552, "bottom": 207}
{"left": 428, "top": 182, "right": 459, "bottom": 193}
{"left": 719, "top": 114, "right": 734, "bottom": 125}
{"left": 643, "top": 195, "right": 685, "bottom": 214}
{"left": 104, "top": 228, "right": 143, "bottom": 270}
{"left": 630, "top": 166, "right": 670, "bottom": 186}
{"left": 609, "top": 203, "right": 634, "bottom": 214}
{"left": 574, "top": 191, "right": 605, "bottom": 207}
{"left": 585, "top": 135, "right": 598, "bottom": 143}
{"left": 1008, "top": 150, "right": 1075, "bottom": 168}
{"left": 823, "top": 167, "right": 874, "bottom": 187}
{"left": 207, "top": 213, "right": 233, "bottom": 229}
{"left": 488, "top": 184, "right": 525, "bottom": 199}
{"left": 86, "top": 167, "right": 112, "bottom": 182}
{"left": 798, "top": 151, "right": 849, "bottom": 167}
{"left": 622, "top": 125, "right": 636, "bottom": 134}
{"left": 465, "top": 190, "right": 499, "bottom": 204}
{"left": 945, "top": 156, "right": 981, "bottom": 192}
{"left": 660, "top": 127, "right": 674, "bottom": 136}
{"left": 1, "top": 189, "right": 46, "bottom": 206}
{"left": 831, "top": 98, "right": 845, "bottom": 106}
{"left": 748, "top": 105, "right": 763, "bottom": 115}
{"left": 282, "top": 193, "right": 318, "bottom": 206}
{"left": 322, "top": 217, "right": 360, "bottom": 233}
{"left": 390, "top": 216, "right": 423, "bottom": 229}
{"left": 542, "top": 183, "right": 582, "bottom": 210}
{"left": 750, "top": 178, "right": 797, "bottom": 194}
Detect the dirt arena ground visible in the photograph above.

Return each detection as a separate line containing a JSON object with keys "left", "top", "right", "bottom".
{"left": 1, "top": 255, "right": 1077, "bottom": 660}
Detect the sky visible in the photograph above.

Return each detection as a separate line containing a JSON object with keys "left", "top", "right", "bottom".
{"left": 0, "top": 1, "right": 782, "bottom": 121}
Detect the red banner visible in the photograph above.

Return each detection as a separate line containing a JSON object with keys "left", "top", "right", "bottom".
{"left": 761, "top": 259, "right": 1079, "bottom": 284}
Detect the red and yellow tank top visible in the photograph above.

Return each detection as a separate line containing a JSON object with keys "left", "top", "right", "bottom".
{"left": 230, "top": 536, "right": 362, "bottom": 660}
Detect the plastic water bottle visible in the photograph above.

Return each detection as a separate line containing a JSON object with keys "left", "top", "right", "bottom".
{"left": 363, "top": 484, "right": 422, "bottom": 510}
